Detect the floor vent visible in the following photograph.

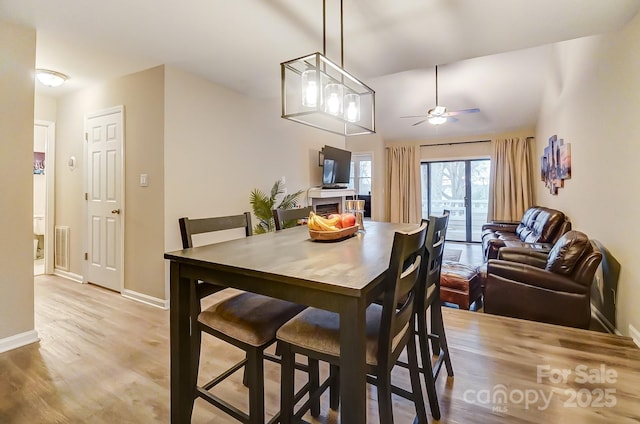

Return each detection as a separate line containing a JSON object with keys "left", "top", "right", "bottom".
{"left": 54, "top": 226, "right": 70, "bottom": 271}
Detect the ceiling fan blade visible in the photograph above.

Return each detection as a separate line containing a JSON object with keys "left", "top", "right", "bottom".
{"left": 412, "top": 119, "right": 427, "bottom": 127}
{"left": 446, "top": 108, "right": 480, "bottom": 116}
{"left": 401, "top": 115, "right": 428, "bottom": 118}
{"left": 446, "top": 116, "right": 459, "bottom": 123}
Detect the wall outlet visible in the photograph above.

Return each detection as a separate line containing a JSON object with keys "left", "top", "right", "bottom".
{"left": 629, "top": 324, "right": 640, "bottom": 348}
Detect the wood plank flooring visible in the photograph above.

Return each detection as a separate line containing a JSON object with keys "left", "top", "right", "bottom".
{"left": 1, "top": 274, "right": 639, "bottom": 423}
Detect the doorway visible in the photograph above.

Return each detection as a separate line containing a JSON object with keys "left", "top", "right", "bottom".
{"left": 34, "top": 120, "right": 55, "bottom": 275}
{"left": 84, "top": 106, "right": 124, "bottom": 292}
{"left": 421, "top": 159, "right": 490, "bottom": 242}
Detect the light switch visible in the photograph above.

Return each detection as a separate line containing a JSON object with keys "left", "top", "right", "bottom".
{"left": 139, "top": 173, "right": 149, "bottom": 187}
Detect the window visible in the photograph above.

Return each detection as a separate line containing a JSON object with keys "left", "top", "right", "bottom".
{"left": 349, "top": 153, "right": 372, "bottom": 196}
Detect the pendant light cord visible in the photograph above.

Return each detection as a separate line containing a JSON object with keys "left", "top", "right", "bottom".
{"left": 435, "top": 65, "right": 439, "bottom": 106}
{"left": 323, "top": 0, "right": 326, "bottom": 56}
{"left": 340, "top": 0, "right": 344, "bottom": 68}
{"left": 322, "top": 0, "right": 344, "bottom": 67}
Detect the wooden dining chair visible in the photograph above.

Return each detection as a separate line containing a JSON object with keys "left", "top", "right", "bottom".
{"left": 416, "top": 211, "right": 454, "bottom": 420}
{"left": 276, "top": 222, "right": 429, "bottom": 424}
{"left": 272, "top": 206, "right": 314, "bottom": 231}
{"left": 179, "top": 214, "right": 307, "bottom": 424}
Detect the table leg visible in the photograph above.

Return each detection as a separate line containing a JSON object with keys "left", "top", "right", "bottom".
{"left": 170, "top": 261, "right": 195, "bottom": 423}
{"left": 339, "top": 298, "right": 367, "bottom": 424}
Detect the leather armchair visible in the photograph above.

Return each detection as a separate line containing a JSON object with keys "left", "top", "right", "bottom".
{"left": 483, "top": 230, "right": 602, "bottom": 329}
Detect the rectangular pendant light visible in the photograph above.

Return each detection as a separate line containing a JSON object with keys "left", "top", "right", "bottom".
{"left": 281, "top": 52, "right": 375, "bottom": 136}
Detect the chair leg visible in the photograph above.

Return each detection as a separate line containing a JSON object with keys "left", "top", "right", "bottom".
{"left": 329, "top": 364, "right": 340, "bottom": 410}
{"left": 242, "top": 353, "right": 250, "bottom": 387}
{"left": 419, "top": 330, "right": 441, "bottom": 420}
{"left": 279, "top": 343, "right": 295, "bottom": 424}
{"left": 246, "top": 348, "right": 265, "bottom": 424}
{"left": 309, "top": 358, "right": 321, "bottom": 417}
{"left": 432, "top": 302, "right": 454, "bottom": 377}
{"left": 376, "top": 368, "right": 394, "bottom": 424}
{"left": 407, "top": 332, "right": 428, "bottom": 424}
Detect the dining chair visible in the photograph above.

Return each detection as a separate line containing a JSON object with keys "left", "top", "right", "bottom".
{"left": 416, "top": 211, "right": 454, "bottom": 420}
{"left": 272, "top": 206, "right": 314, "bottom": 231}
{"left": 276, "top": 221, "right": 429, "bottom": 424}
{"left": 178, "top": 214, "right": 307, "bottom": 424}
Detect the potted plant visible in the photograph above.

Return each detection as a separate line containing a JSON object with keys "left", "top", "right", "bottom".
{"left": 249, "top": 179, "right": 304, "bottom": 233}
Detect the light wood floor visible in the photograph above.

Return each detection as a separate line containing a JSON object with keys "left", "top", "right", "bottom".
{"left": 1, "top": 274, "right": 639, "bottom": 423}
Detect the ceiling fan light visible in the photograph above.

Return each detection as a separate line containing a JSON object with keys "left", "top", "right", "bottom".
{"left": 36, "top": 69, "right": 68, "bottom": 87}
{"left": 428, "top": 115, "right": 447, "bottom": 125}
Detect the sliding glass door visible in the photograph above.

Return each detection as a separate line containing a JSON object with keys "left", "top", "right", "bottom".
{"left": 421, "top": 159, "right": 490, "bottom": 242}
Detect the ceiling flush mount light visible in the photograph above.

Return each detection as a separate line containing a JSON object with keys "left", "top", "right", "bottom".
{"left": 281, "top": 0, "right": 375, "bottom": 136}
{"left": 35, "top": 69, "right": 69, "bottom": 87}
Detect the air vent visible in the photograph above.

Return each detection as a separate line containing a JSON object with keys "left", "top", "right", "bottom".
{"left": 54, "top": 226, "right": 70, "bottom": 271}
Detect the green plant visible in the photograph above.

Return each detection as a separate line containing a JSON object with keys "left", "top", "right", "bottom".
{"left": 249, "top": 180, "right": 304, "bottom": 233}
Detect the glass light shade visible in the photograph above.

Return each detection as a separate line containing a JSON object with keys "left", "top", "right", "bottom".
{"left": 344, "top": 93, "right": 360, "bottom": 122}
{"left": 428, "top": 115, "right": 447, "bottom": 125}
{"left": 301, "top": 69, "right": 320, "bottom": 107}
{"left": 324, "top": 83, "right": 343, "bottom": 116}
{"left": 36, "top": 69, "right": 68, "bottom": 87}
{"left": 281, "top": 52, "right": 375, "bottom": 136}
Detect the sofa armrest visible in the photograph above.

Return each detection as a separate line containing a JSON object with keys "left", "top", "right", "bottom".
{"left": 482, "top": 222, "right": 519, "bottom": 232}
{"left": 497, "top": 248, "right": 548, "bottom": 268}
{"left": 487, "top": 260, "right": 589, "bottom": 295}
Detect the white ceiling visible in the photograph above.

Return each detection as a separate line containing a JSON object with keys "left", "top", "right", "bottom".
{"left": 2, "top": 0, "right": 639, "bottom": 141}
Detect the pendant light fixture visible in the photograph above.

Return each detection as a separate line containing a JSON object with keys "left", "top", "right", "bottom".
{"left": 281, "top": 0, "right": 375, "bottom": 136}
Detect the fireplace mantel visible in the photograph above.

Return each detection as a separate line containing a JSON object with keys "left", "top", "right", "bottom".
{"left": 308, "top": 187, "right": 356, "bottom": 215}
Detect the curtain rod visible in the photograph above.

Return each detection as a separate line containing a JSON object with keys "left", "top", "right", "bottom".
{"left": 420, "top": 136, "right": 535, "bottom": 148}
{"left": 420, "top": 139, "right": 490, "bottom": 147}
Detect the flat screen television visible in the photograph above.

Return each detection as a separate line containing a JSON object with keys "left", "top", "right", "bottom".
{"left": 321, "top": 145, "right": 352, "bottom": 186}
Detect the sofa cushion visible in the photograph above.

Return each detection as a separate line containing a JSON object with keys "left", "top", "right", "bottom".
{"left": 545, "top": 230, "right": 589, "bottom": 276}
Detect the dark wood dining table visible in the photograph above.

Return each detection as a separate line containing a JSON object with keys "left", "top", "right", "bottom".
{"left": 164, "top": 220, "right": 418, "bottom": 423}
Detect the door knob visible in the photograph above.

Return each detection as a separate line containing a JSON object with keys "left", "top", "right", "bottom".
{"left": 111, "top": 209, "right": 121, "bottom": 214}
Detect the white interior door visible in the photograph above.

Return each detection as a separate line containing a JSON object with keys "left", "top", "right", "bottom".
{"left": 85, "top": 107, "right": 124, "bottom": 292}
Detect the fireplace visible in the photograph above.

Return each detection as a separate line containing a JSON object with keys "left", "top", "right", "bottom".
{"left": 315, "top": 202, "right": 340, "bottom": 217}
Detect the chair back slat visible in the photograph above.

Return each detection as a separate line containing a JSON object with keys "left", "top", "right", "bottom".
{"left": 422, "top": 211, "right": 450, "bottom": 307}
{"left": 378, "top": 221, "right": 428, "bottom": 366}
{"left": 272, "top": 206, "right": 314, "bottom": 230}
{"left": 179, "top": 212, "right": 252, "bottom": 249}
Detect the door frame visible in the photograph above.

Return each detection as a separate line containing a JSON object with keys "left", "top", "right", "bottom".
{"left": 35, "top": 120, "right": 56, "bottom": 274}
{"left": 82, "top": 106, "right": 125, "bottom": 291}
{"left": 422, "top": 158, "right": 490, "bottom": 242}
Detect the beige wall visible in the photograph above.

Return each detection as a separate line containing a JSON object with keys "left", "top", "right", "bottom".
{"left": 163, "top": 66, "right": 340, "bottom": 251}
{"left": 535, "top": 12, "right": 640, "bottom": 336}
{"left": 163, "top": 66, "right": 342, "bottom": 297}
{"left": 35, "top": 95, "right": 57, "bottom": 122}
{"left": 0, "top": 21, "right": 36, "bottom": 340}
{"left": 56, "top": 66, "right": 165, "bottom": 299}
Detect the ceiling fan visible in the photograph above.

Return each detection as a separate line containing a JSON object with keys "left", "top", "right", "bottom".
{"left": 401, "top": 65, "right": 480, "bottom": 126}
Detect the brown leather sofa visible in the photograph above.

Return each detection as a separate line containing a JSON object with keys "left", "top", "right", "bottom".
{"left": 483, "top": 230, "right": 602, "bottom": 329}
{"left": 481, "top": 206, "right": 572, "bottom": 260}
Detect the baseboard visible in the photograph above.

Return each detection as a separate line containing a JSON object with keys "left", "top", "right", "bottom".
{"left": 122, "top": 289, "right": 168, "bottom": 310}
{"left": 0, "top": 330, "right": 39, "bottom": 354}
{"left": 53, "top": 268, "right": 83, "bottom": 283}
{"left": 629, "top": 324, "right": 640, "bottom": 348}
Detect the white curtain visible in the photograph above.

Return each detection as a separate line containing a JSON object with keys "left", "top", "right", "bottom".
{"left": 487, "top": 137, "right": 534, "bottom": 221}
{"left": 386, "top": 145, "right": 422, "bottom": 224}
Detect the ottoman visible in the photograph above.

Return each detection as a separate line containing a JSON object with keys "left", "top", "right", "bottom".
{"left": 440, "top": 261, "right": 483, "bottom": 310}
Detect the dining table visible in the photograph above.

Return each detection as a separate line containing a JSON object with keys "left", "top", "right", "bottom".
{"left": 164, "top": 220, "right": 418, "bottom": 423}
